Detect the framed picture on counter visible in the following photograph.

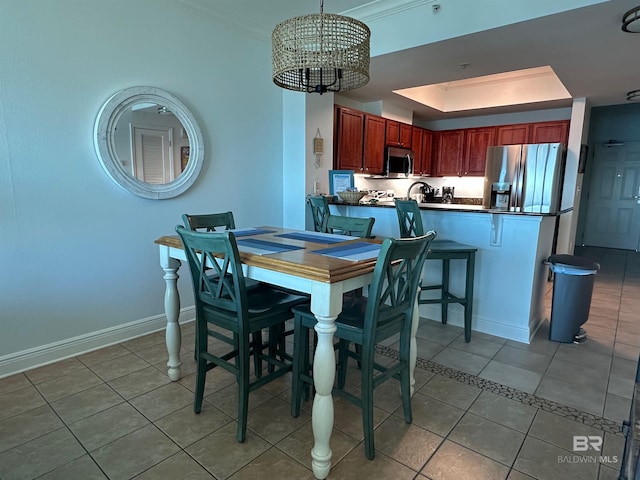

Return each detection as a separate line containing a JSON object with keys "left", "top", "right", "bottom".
{"left": 329, "top": 170, "right": 354, "bottom": 195}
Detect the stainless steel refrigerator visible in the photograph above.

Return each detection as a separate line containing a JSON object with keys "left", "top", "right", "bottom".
{"left": 482, "top": 143, "right": 565, "bottom": 213}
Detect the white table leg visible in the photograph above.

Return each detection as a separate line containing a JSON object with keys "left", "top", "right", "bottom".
{"left": 311, "top": 314, "right": 337, "bottom": 480}
{"left": 160, "top": 247, "right": 182, "bottom": 381}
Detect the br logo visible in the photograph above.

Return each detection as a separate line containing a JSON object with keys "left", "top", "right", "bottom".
{"left": 573, "top": 435, "right": 602, "bottom": 452}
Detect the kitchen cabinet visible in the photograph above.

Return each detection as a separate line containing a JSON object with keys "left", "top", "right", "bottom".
{"left": 385, "top": 119, "right": 412, "bottom": 148}
{"left": 412, "top": 126, "right": 433, "bottom": 176}
{"left": 434, "top": 129, "right": 465, "bottom": 176}
{"left": 530, "top": 120, "right": 569, "bottom": 145}
{"left": 333, "top": 104, "right": 570, "bottom": 176}
{"left": 464, "top": 127, "right": 495, "bottom": 175}
{"left": 434, "top": 127, "right": 494, "bottom": 176}
{"left": 496, "top": 124, "right": 531, "bottom": 146}
{"left": 334, "top": 107, "right": 364, "bottom": 171}
{"left": 362, "top": 115, "right": 386, "bottom": 173}
{"left": 495, "top": 120, "right": 569, "bottom": 146}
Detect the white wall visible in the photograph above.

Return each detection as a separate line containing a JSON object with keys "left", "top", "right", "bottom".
{"left": 0, "top": 0, "right": 291, "bottom": 373}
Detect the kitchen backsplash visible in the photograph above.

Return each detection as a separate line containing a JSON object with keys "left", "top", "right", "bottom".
{"left": 354, "top": 175, "right": 484, "bottom": 200}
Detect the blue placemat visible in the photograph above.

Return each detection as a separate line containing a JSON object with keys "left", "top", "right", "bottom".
{"left": 275, "top": 232, "right": 347, "bottom": 244}
{"left": 231, "top": 228, "right": 277, "bottom": 237}
{"left": 311, "top": 242, "right": 381, "bottom": 261}
{"left": 236, "top": 238, "right": 304, "bottom": 255}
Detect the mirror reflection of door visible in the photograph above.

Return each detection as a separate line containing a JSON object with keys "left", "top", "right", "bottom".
{"left": 112, "top": 102, "right": 190, "bottom": 184}
{"left": 582, "top": 142, "right": 640, "bottom": 250}
{"left": 132, "top": 126, "right": 173, "bottom": 183}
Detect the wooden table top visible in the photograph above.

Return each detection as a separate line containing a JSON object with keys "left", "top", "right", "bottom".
{"left": 155, "top": 227, "right": 382, "bottom": 284}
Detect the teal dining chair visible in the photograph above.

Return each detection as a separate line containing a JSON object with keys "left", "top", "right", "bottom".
{"left": 394, "top": 198, "right": 477, "bottom": 342}
{"left": 307, "top": 195, "right": 330, "bottom": 232}
{"left": 290, "top": 232, "right": 436, "bottom": 459}
{"left": 176, "top": 226, "right": 307, "bottom": 442}
{"left": 182, "top": 212, "right": 235, "bottom": 231}
{"left": 323, "top": 214, "right": 375, "bottom": 238}
{"left": 182, "top": 212, "right": 265, "bottom": 368}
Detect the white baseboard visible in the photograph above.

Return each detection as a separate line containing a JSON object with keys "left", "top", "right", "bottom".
{"left": 418, "top": 304, "right": 531, "bottom": 344}
{"left": 0, "top": 307, "right": 195, "bottom": 379}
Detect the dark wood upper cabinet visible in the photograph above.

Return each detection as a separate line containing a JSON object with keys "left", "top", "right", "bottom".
{"left": 411, "top": 126, "right": 433, "bottom": 176}
{"left": 434, "top": 130, "right": 465, "bottom": 176}
{"left": 363, "top": 115, "right": 386, "bottom": 173}
{"left": 334, "top": 107, "right": 364, "bottom": 171}
{"left": 411, "top": 127, "right": 423, "bottom": 175}
{"left": 530, "top": 120, "right": 570, "bottom": 145}
{"left": 421, "top": 129, "right": 434, "bottom": 176}
{"left": 385, "top": 119, "right": 412, "bottom": 148}
{"left": 496, "top": 120, "right": 569, "bottom": 146}
{"left": 333, "top": 105, "right": 570, "bottom": 178}
{"left": 464, "top": 127, "right": 496, "bottom": 175}
{"left": 496, "top": 124, "right": 531, "bottom": 146}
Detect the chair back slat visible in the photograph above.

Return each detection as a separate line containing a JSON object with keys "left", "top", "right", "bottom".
{"left": 307, "top": 196, "right": 330, "bottom": 233}
{"left": 176, "top": 227, "right": 248, "bottom": 318}
{"left": 364, "top": 232, "right": 436, "bottom": 341}
{"left": 324, "top": 214, "right": 375, "bottom": 238}
{"left": 394, "top": 199, "right": 425, "bottom": 238}
{"left": 182, "top": 212, "right": 236, "bottom": 232}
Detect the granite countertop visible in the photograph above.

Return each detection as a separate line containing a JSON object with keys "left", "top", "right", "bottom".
{"left": 328, "top": 198, "right": 569, "bottom": 216}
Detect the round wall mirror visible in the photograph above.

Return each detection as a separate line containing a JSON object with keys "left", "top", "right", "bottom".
{"left": 94, "top": 86, "right": 204, "bottom": 199}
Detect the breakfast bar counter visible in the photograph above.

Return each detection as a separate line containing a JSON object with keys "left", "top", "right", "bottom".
{"left": 329, "top": 201, "right": 559, "bottom": 343}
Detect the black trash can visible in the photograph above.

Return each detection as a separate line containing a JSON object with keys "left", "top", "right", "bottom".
{"left": 547, "top": 254, "right": 600, "bottom": 343}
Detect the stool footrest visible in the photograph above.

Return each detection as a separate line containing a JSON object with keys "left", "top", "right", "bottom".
{"left": 420, "top": 294, "right": 467, "bottom": 306}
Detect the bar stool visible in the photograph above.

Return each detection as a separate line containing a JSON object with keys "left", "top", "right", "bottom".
{"left": 394, "top": 199, "right": 477, "bottom": 342}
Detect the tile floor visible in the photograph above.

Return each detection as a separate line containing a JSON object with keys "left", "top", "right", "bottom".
{"left": 0, "top": 246, "right": 638, "bottom": 479}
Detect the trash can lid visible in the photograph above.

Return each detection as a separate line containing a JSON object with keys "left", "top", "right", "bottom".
{"left": 547, "top": 254, "right": 600, "bottom": 271}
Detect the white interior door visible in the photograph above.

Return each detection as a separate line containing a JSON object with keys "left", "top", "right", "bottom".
{"left": 131, "top": 126, "right": 173, "bottom": 184}
{"left": 582, "top": 142, "right": 640, "bottom": 251}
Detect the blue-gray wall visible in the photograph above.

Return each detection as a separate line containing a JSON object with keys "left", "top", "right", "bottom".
{"left": 0, "top": 0, "right": 290, "bottom": 368}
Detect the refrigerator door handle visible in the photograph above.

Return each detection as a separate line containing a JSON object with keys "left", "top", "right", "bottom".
{"left": 511, "top": 148, "right": 524, "bottom": 211}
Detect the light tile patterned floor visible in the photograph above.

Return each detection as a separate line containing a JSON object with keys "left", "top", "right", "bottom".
{"left": 0, "top": 246, "right": 637, "bottom": 479}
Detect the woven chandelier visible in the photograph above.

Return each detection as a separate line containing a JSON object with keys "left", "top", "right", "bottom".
{"left": 272, "top": 0, "right": 371, "bottom": 95}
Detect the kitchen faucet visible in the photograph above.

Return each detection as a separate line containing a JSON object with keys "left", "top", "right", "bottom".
{"left": 406, "top": 181, "right": 434, "bottom": 202}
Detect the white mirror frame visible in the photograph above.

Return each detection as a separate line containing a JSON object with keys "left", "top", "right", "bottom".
{"left": 94, "top": 86, "right": 204, "bottom": 199}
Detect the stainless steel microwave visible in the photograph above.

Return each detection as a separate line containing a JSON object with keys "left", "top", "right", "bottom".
{"left": 384, "top": 147, "right": 414, "bottom": 178}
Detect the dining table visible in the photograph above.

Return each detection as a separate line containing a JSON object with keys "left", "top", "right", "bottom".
{"left": 154, "top": 226, "right": 422, "bottom": 479}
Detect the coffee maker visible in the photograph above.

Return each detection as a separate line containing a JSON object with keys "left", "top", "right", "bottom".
{"left": 442, "top": 186, "right": 455, "bottom": 203}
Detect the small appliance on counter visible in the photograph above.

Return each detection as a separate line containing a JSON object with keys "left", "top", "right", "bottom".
{"left": 442, "top": 186, "right": 455, "bottom": 203}
{"left": 406, "top": 181, "right": 435, "bottom": 203}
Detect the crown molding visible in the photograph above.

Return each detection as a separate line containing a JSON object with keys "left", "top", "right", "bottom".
{"left": 168, "top": 0, "right": 434, "bottom": 42}
{"left": 169, "top": 0, "right": 271, "bottom": 41}
{"left": 343, "top": 0, "right": 438, "bottom": 23}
